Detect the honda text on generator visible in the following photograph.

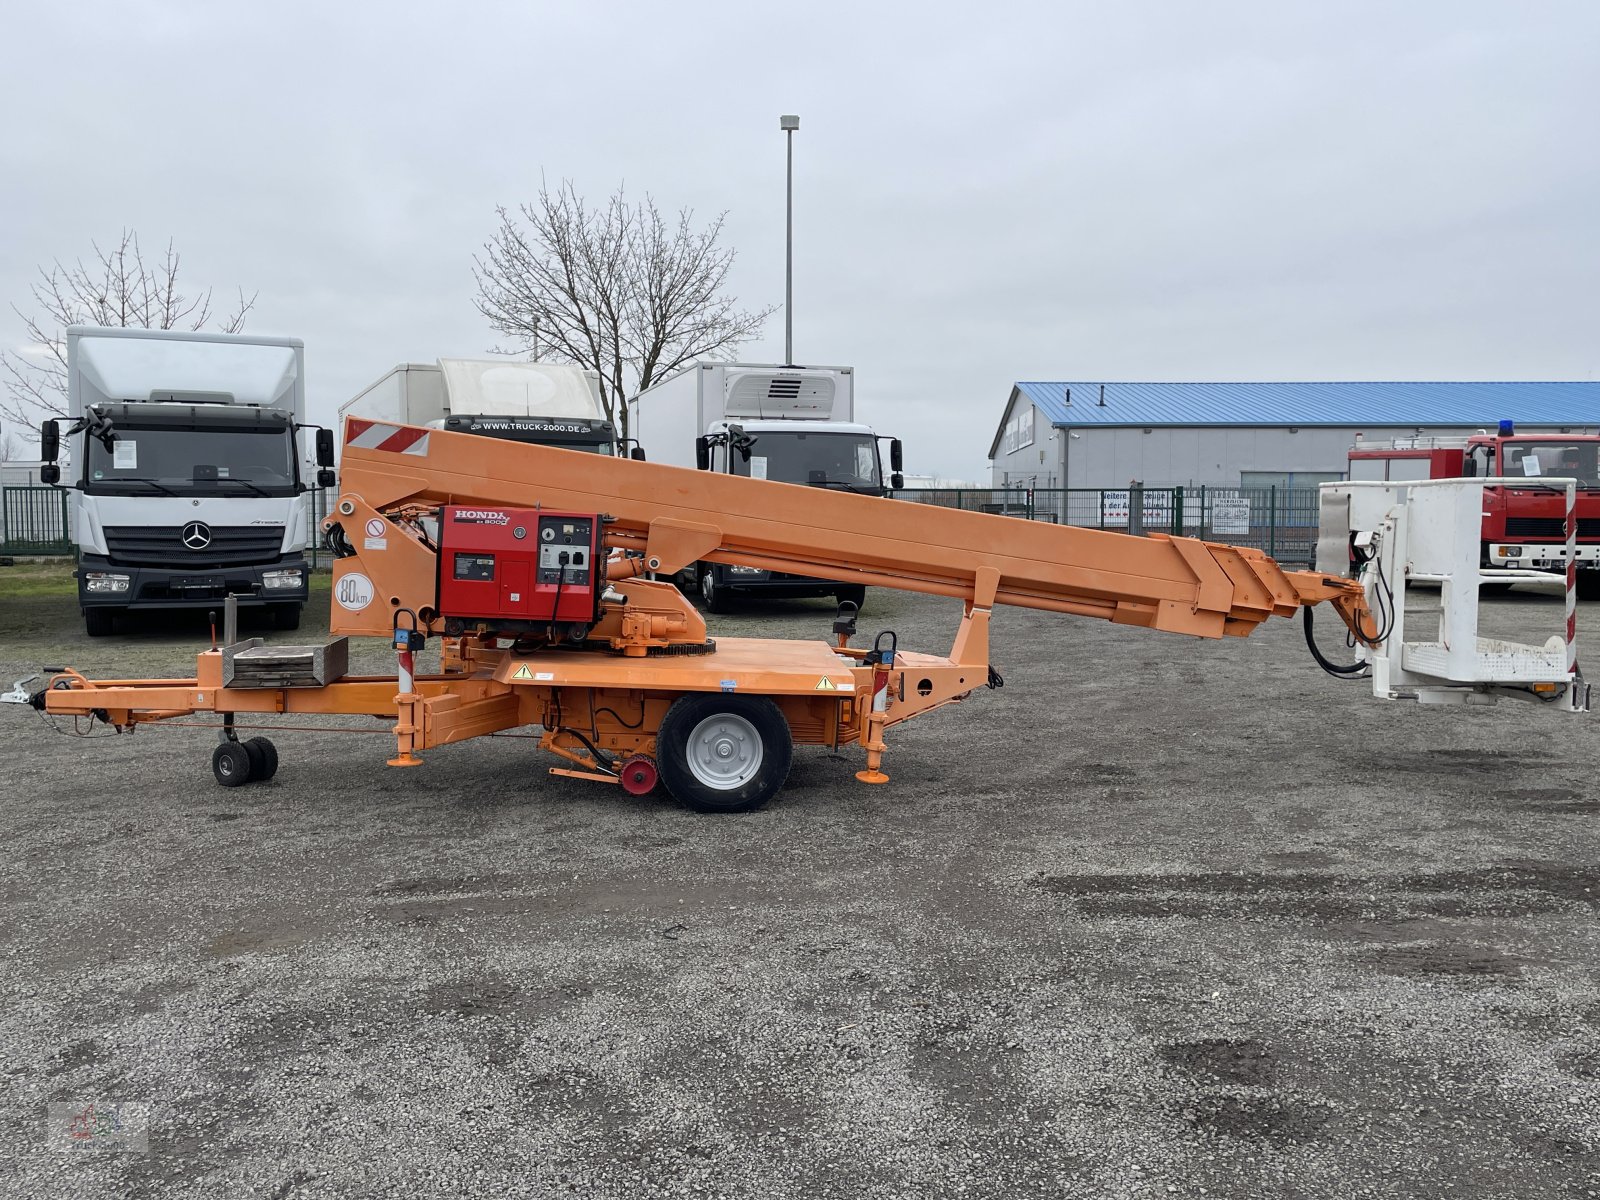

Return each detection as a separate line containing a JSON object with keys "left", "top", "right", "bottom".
{"left": 21, "top": 420, "right": 1587, "bottom": 813}
{"left": 1349, "top": 420, "right": 1600, "bottom": 597}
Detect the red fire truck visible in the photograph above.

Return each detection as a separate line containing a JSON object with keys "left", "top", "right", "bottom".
{"left": 1348, "top": 421, "right": 1600, "bottom": 597}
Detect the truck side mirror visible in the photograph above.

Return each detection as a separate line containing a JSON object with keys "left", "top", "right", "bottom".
{"left": 630, "top": 446, "right": 647, "bottom": 462}
{"left": 890, "top": 439, "right": 903, "bottom": 472}
{"left": 891, "top": 472, "right": 904, "bottom": 490}
{"left": 315, "top": 427, "right": 336, "bottom": 468}
{"left": 41, "top": 464, "right": 60, "bottom": 485}
{"left": 695, "top": 436, "right": 710, "bottom": 471}
{"left": 39, "top": 419, "right": 59, "bottom": 462}
{"left": 1462, "top": 455, "right": 1476, "bottom": 477}
{"left": 317, "top": 468, "right": 336, "bottom": 488}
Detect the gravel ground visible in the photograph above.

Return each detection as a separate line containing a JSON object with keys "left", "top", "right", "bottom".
{"left": 1, "top": 577, "right": 1597, "bottom": 1199}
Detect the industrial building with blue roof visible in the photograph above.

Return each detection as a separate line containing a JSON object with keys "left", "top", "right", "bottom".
{"left": 1006, "top": 381, "right": 1600, "bottom": 431}
{"left": 990, "top": 380, "right": 1600, "bottom": 492}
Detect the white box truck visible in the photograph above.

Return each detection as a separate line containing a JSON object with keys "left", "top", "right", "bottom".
{"left": 340, "top": 358, "right": 617, "bottom": 454}
{"left": 38, "top": 327, "right": 316, "bottom": 636}
{"left": 626, "top": 362, "right": 903, "bottom": 611}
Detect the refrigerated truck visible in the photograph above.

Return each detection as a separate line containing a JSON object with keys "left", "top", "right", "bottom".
{"left": 626, "top": 362, "right": 903, "bottom": 611}
{"left": 39, "top": 327, "right": 313, "bottom": 636}
{"left": 340, "top": 359, "right": 616, "bottom": 454}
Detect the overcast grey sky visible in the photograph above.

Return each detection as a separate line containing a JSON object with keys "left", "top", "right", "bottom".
{"left": 2, "top": 0, "right": 1595, "bottom": 480}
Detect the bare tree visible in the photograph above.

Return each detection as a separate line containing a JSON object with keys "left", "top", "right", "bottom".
{"left": 2, "top": 229, "right": 256, "bottom": 427}
{"left": 473, "top": 180, "right": 775, "bottom": 440}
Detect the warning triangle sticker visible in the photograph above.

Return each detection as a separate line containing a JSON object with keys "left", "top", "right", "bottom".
{"left": 815, "top": 676, "right": 838, "bottom": 691}
{"left": 511, "top": 664, "right": 535, "bottom": 681}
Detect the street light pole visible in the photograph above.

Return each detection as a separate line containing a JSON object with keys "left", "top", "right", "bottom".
{"left": 780, "top": 114, "right": 799, "bottom": 366}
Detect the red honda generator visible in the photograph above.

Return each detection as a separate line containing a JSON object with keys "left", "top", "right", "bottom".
{"left": 436, "top": 505, "right": 605, "bottom": 641}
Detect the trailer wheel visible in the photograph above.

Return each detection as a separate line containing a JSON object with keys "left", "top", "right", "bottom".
{"left": 244, "top": 736, "right": 279, "bottom": 782}
{"left": 657, "top": 694, "right": 792, "bottom": 813}
{"left": 212, "top": 742, "right": 254, "bottom": 787}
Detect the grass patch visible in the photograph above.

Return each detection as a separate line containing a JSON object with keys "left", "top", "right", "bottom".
{"left": 0, "top": 558, "right": 77, "bottom": 599}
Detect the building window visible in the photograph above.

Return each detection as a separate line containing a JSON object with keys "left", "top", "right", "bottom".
{"left": 1240, "top": 470, "right": 1346, "bottom": 489}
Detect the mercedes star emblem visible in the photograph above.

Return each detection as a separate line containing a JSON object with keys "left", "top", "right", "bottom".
{"left": 181, "top": 521, "right": 212, "bottom": 550}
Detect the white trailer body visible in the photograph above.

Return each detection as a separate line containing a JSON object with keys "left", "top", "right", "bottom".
{"left": 57, "top": 326, "right": 311, "bottom": 636}
{"left": 340, "top": 359, "right": 614, "bottom": 453}
{"left": 626, "top": 362, "right": 902, "bottom": 609}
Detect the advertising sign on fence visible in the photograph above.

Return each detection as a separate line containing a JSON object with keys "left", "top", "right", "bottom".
{"left": 1210, "top": 494, "right": 1251, "bottom": 535}
{"left": 1099, "top": 490, "right": 1201, "bottom": 530}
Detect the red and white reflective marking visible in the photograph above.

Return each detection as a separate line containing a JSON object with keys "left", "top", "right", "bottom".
{"left": 1565, "top": 481, "right": 1578, "bottom": 676}
{"left": 346, "top": 419, "right": 430, "bottom": 456}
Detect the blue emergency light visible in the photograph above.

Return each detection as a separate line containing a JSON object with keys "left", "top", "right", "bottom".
{"left": 1499, "top": 419, "right": 1515, "bottom": 436}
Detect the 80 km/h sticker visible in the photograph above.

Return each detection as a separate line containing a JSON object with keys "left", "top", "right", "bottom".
{"left": 335, "top": 572, "right": 375, "bottom": 612}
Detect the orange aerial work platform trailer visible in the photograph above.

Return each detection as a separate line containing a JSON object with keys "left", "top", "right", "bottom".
{"left": 35, "top": 419, "right": 1375, "bottom": 811}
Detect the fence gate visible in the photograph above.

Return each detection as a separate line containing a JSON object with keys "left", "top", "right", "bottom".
{"left": 1, "top": 486, "right": 71, "bottom": 555}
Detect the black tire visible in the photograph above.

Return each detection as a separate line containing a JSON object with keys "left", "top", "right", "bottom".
{"left": 271, "top": 604, "right": 302, "bottom": 631}
{"left": 656, "top": 694, "right": 792, "bottom": 813}
{"left": 698, "top": 566, "right": 730, "bottom": 614}
{"left": 84, "top": 608, "right": 116, "bottom": 637}
{"left": 212, "top": 742, "right": 253, "bottom": 787}
{"left": 245, "top": 736, "right": 279, "bottom": 781}
{"left": 1578, "top": 573, "right": 1600, "bottom": 601}
{"left": 1480, "top": 582, "right": 1514, "bottom": 596}
{"left": 835, "top": 585, "right": 867, "bottom": 610}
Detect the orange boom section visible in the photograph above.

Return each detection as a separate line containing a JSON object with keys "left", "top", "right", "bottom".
{"left": 329, "top": 421, "right": 1371, "bottom": 644}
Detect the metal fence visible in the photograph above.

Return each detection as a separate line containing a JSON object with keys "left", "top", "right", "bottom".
{"left": 1, "top": 486, "right": 71, "bottom": 555}
{"left": 4, "top": 479, "right": 1317, "bottom": 566}
{"left": 0, "top": 485, "right": 336, "bottom": 562}
{"left": 305, "top": 484, "right": 332, "bottom": 570}
{"left": 889, "top": 486, "right": 1323, "bottom": 566}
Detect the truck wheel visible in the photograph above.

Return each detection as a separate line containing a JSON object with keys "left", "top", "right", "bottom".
{"left": 271, "top": 603, "right": 302, "bottom": 632}
{"left": 1578, "top": 573, "right": 1600, "bottom": 601}
{"left": 84, "top": 608, "right": 116, "bottom": 637}
{"left": 698, "top": 566, "right": 729, "bottom": 614}
{"left": 212, "top": 742, "right": 254, "bottom": 787}
{"left": 244, "top": 736, "right": 279, "bottom": 781}
{"left": 835, "top": 585, "right": 867, "bottom": 610}
{"left": 657, "top": 694, "right": 792, "bottom": 813}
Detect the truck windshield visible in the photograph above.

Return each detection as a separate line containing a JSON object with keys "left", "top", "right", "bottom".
{"left": 731, "top": 431, "right": 881, "bottom": 492}
{"left": 85, "top": 423, "right": 297, "bottom": 496}
{"left": 1503, "top": 441, "right": 1600, "bottom": 486}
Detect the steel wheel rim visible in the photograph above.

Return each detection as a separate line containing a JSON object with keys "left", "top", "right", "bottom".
{"left": 686, "top": 713, "right": 762, "bottom": 790}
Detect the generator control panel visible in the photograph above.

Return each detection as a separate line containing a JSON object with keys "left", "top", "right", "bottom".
{"left": 537, "top": 516, "right": 594, "bottom": 586}
{"left": 436, "top": 505, "right": 604, "bottom": 633}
